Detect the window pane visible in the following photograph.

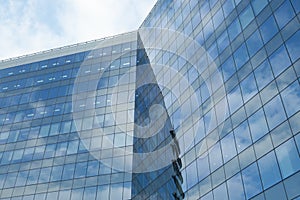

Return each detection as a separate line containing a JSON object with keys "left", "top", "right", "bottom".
{"left": 248, "top": 108, "right": 268, "bottom": 142}
{"left": 285, "top": 30, "right": 300, "bottom": 62}
{"left": 97, "top": 185, "right": 109, "bottom": 199}
{"left": 291, "top": 0, "right": 300, "bottom": 13}
{"left": 283, "top": 171, "right": 300, "bottom": 199}
{"left": 265, "top": 182, "right": 287, "bottom": 200}
{"left": 221, "top": 132, "right": 237, "bottom": 163}
{"left": 110, "top": 183, "right": 123, "bottom": 199}
{"left": 228, "top": 19, "right": 241, "bottom": 41}
{"left": 62, "top": 164, "right": 75, "bottom": 180}
{"left": 209, "top": 143, "right": 223, "bottom": 172}
{"left": 246, "top": 30, "right": 263, "bottom": 57}
{"left": 223, "top": 0, "right": 235, "bottom": 17}
{"left": 274, "top": 1, "right": 295, "bottom": 29}
{"left": 213, "top": 8, "right": 224, "bottom": 28}
{"left": 234, "top": 44, "right": 249, "bottom": 69}
{"left": 213, "top": 182, "right": 228, "bottom": 200}
{"left": 281, "top": 81, "right": 300, "bottom": 117}
{"left": 84, "top": 187, "right": 96, "bottom": 199}
{"left": 227, "top": 173, "right": 245, "bottom": 199}
{"left": 186, "top": 161, "right": 198, "bottom": 188}
{"left": 221, "top": 56, "right": 235, "bottom": 81}
{"left": 227, "top": 86, "right": 243, "bottom": 114}
{"left": 234, "top": 121, "right": 252, "bottom": 153}
{"left": 260, "top": 15, "right": 278, "bottom": 44}
{"left": 264, "top": 95, "right": 286, "bottom": 130}
{"left": 258, "top": 151, "right": 281, "bottom": 189}
{"left": 251, "top": 0, "right": 268, "bottom": 15}
{"left": 239, "top": 5, "right": 254, "bottom": 29}
{"left": 240, "top": 73, "right": 258, "bottom": 102}
{"left": 242, "top": 162, "right": 263, "bottom": 199}
{"left": 254, "top": 60, "right": 273, "bottom": 90}
{"left": 197, "top": 155, "right": 210, "bottom": 181}
{"left": 276, "top": 138, "right": 300, "bottom": 178}
{"left": 51, "top": 166, "right": 63, "bottom": 181}
{"left": 269, "top": 45, "right": 291, "bottom": 77}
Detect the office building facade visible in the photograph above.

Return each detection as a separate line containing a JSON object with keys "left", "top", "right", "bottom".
{"left": 0, "top": 0, "right": 300, "bottom": 199}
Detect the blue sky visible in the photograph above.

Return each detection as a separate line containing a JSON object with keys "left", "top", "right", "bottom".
{"left": 0, "top": 0, "right": 157, "bottom": 60}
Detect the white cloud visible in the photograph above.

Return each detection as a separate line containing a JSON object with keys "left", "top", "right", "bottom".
{"left": 0, "top": 0, "right": 157, "bottom": 60}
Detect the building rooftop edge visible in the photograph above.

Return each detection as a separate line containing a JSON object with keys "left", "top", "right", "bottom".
{"left": 0, "top": 30, "right": 137, "bottom": 70}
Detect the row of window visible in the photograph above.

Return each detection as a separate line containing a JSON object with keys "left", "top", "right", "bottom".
{"left": 0, "top": 54, "right": 136, "bottom": 93}
{"left": 182, "top": 136, "right": 300, "bottom": 199}
{"left": 0, "top": 182, "right": 131, "bottom": 200}
{"left": 0, "top": 41, "right": 135, "bottom": 80}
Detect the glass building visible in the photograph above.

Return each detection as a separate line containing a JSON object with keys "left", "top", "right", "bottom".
{"left": 0, "top": 0, "right": 300, "bottom": 199}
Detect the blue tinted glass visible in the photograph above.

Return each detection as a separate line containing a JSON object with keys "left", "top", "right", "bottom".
{"left": 286, "top": 30, "right": 300, "bottom": 62}
{"left": 213, "top": 182, "right": 228, "bottom": 200}
{"left": 28, "top": 169, "right": 39, "bottom": 185}
{"left": 217, "top": 31, "right": 229, "bottom": 53}
{"left": 264, "top": 95, "right": 286, "bottom": 130}
{"left": 74, "top": 162, "right": 87, "bottom": 178}
{"left": 281, "top": 81, "right": 300, "bottom": 117}
{"left": 221, "top": 56, "right": 235, "bottom": 81}
{"left": 84, "top": 187, "right": 97, "bottom": 199}
{"left": 200, "top": 83, "right": 210, "bottom": 102}
{"left": 223, "top": 0, "right": 235, "bottom": 17}
{"left": 39, "top": 167, "right": 51, "bottom": 183}
{"left": 258, "top": 151, "right": 281, "bottom": 189}
{"left": 291, "top": 0, "right": 300, "bottom": 13}
{"left": 192, "top": 13, "right": 200, "bottom": 28}
{"left": 242, "top": 162, "right": 263, "bottom": 199}
{"left": 228, "top": 19, "right": 241, "bottom": 41}
{"left": 276, "top": 138, "right": 300, "bottom": 178}
{"left": 5, "top": 172, "right": 17, "bottom": 187}
{"left": 239, "top": 5, "right": 254, "bottom": 29}
{"left": 209, "top": 143, "right": 223, "bottom": 172}
{"left": 201, "top": 192, "right": 213, "bottom": 200}
{"left": 186, "top": 161, "right": 198, "bottom": 188}
{"left": 196, "top": 30, "right": 204, "bottom": 45}
{"left": 59, "top": 190, "right": 71, "bottom": 199}
{"left": 62, "top": 164, "right": 75, "bottom": 180}
{"left": 269, "top": 45, "right": 291, "bottom": 77}
{"left": 234, "top": 44, "right": 249, "bottom": 69}
{"left": 227, "top": 86, "right": 243, "bottom": 114}
{"left": 274, "top": 1, "right": 295, "bottom": 29}
{"left": 51, "top": 166, "right": 63, "bottom": 181}
{"left": 97, "top": 185, "right": 110, "bottom": 199}
{"left": 203, "top": 20, "right": 214, "bottom": 40}
{"left": 213, "top": 8, "right": 224, "bottom": 28}
{"left": 221, "top": 132, "right": 237, "bottom": 162}
{"left": 265, "top": 182, "right": 287, "bottom": 200}
{"left": 49, "top": 123, "right": 60, "bottom": 136}
{"left": 16, "top": 171, "right": 29, "bottom": 186}
{"left": 251, "top": 0, "right": 268, "bottom": 15}
{"left": 246, "top": 30, "right": 263, "bottom": 57}
{"left": 208, "top": 43, "right": 218, "bottom": 60}
{"left": 197, "top": 155, "right": 210, "bottom": 181}
{"left": 227, "top": 173, "right": 245, "bottom": 199}
{"left": 87, "top": 161, "right": 99, "bottom": 177}
{"left": 254, "top": 60, "right": 273, "bottom": 90}
{"left": 282, "top": 173, "right": 300, "bottom": 199}
{"left": 248, "top": 109, "right": 268, "bottom": 142}
{"left": 295, "top": 134, "right": 300, "bottom": 152}
{"left": 240, "top": 73, "right": 258, "bottom": 102}
{"left": 200, "top": 1, "right": 210, "bottom": 17}
{"left": 260, "top": 15, "right": 278, "bottom": 43}
{"left": 234, "top": 121, "right": 252, "bottom": 153}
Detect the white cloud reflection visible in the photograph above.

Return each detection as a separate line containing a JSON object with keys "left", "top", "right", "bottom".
{"left": 0, "top": 0, "right": 157, "bottom": 60}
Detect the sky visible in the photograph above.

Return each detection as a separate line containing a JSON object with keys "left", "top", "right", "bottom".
{"left": 0, "top": 0, "right": 157, "bottom": 61}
